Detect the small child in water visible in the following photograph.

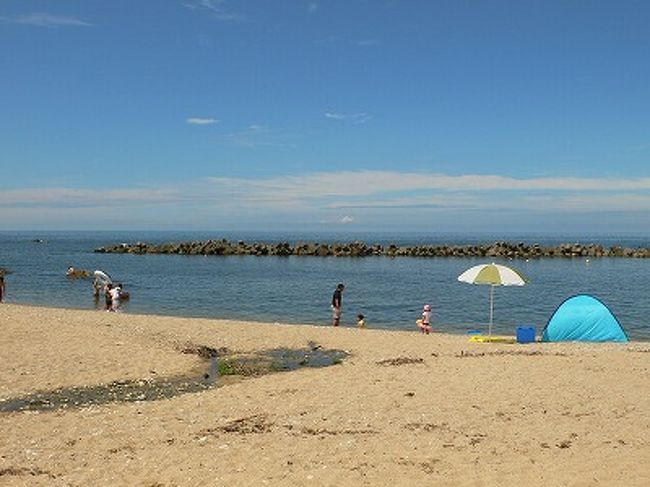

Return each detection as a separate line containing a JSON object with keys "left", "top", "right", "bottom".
{"left": 357, "top": 314, "right": 366, "bottom": 328}
{"left": 110, "top": 283, "right": 123, "bottom": 312}
{"left": 416, "top": 304, "right": 432, "bottom": 334}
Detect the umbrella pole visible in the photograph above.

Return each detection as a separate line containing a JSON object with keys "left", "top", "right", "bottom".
{"left": 489, "top": 285, "right": 494, "bottom": 337}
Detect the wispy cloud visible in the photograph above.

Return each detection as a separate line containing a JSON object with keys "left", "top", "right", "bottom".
{"left": 204, "top": 170, "right": 650, "bottom": 212}
{"left": 324, "top": 112, "right": 346, "bottom": 120}
{"left": 5, "top": 172, "right": 650, "bottom": 229}
{"left": 187, "top": 117, "right": 219, "bottom": 125}
{"left": 181, "top": 0, "right": 241, "bottom": 20}
{"left": 324, "top": 111, "right": 372, "bottom": 124}
{"left": 0, "top": 12, "right": 92, "bottom": 27}
{"left": 0, "top": 188, "right": 179, "bottom": 208}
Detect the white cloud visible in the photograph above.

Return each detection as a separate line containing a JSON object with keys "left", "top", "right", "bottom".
{"left": 324, "top": 111, "right": 372, "bottom": 124}
{"left": 199, "top": 0, "right": 224, "bottom": 11}
{"left": 0, "top": 12, "right": 92, "bottom": 27}
{"left": 207, "top": 172, "right": 560, "bottom": 199}
{"left": 182, "top": 0, "right": 241, "bottom": 20}
{"left": 324, "top": 112, "right": 346, "bottom": 120}
{"left": 0, "top": 188, "right": 179, "bottom": 208}
{"left": 5, "top": 171, "right": 650, "bottom": 229}
{"left": 187, "top": 117, "right": 218, "bottom": 125}
{"left": 205, "top": 170, "right": 650, "bottom": 212}
{"left": 328, "top": 194, "right": 477, "bottom": 210}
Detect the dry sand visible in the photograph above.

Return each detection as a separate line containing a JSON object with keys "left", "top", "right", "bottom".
{"left": 1, "top": 303, "right": 649, "bottom": 486}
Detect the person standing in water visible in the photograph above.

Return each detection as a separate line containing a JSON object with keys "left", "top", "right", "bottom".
{"left": 92, "top": 277, "right": 102, "bottom": 298}
{"left": 0, "top": 275, "right": 5, "bottom": 303}
{"left": 331, "top": 283, "right": 345, "bottom": 326}
{"left": 416, "top": 304, "right": 433, "bottom": 334}
{"left": 104, "top": 283, "right": 113, "bottom": 311}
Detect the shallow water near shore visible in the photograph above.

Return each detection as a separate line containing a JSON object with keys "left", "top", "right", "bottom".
{"left": 1, "top": 230, "right": 650, "bottom": 339}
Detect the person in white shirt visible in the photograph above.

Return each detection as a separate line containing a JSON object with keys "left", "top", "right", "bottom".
{"left": 416, "top": 304, "right": 432, "bottom": 334}
{"left": 110, "top": 284, "right": 123, "bottom": 312}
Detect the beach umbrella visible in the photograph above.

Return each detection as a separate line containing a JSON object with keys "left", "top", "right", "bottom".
{"left": 457, "top": 263, "right": 528, "bottom": 336}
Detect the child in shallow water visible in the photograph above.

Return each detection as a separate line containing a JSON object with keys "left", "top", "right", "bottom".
{"left": 110, "top": 284, "right": 123, "bottom": 312}
{"left": 416, "top": 304, "right": 432, "bottom": 334}
{"left": 357, "top": 314, "right": 366, "bottom": 328}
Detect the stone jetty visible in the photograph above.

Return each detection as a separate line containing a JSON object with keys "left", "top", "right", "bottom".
{"left": 94, "top": 240, "right": 650, "bottom": 259}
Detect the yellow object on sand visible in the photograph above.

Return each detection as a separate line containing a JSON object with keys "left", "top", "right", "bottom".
{"left": 469, "top": 335, "right": 516, "bottom": 344}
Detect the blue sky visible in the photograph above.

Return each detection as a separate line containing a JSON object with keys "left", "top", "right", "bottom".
{"left": 1, "top": 0, "right": 649, "bottom": 233}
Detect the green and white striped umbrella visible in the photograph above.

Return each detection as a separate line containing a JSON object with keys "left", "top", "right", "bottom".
{"left": 457, "top": 263, "right": 528, "bottom": 336}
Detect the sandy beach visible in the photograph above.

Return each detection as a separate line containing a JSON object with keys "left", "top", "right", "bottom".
{"left": 1, "top": 304, "right": 649, "bottom": 486}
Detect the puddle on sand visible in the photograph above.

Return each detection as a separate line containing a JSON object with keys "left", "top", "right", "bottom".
{"left": 0, "top": 343, "right": 347, "bottom": 413}
{"left": 242, "top": 344, "right": 348, "bottom": 372}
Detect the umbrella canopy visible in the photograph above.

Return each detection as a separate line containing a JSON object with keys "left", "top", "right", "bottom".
{"left": 458, "top": 263, "right": 528, "bottom": 287}
{"left": 458, "top": 263, "right": 528, "bottom": 336}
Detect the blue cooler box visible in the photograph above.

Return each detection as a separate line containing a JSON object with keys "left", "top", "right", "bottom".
{"left": 516, "top": 326, "right": 536, "bottom": 344}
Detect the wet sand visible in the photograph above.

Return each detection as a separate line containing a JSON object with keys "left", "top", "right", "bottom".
{"left": 1, "top": 304, "right": 649, "bottom": 486}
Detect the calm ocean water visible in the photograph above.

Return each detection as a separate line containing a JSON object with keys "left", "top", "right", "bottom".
{"left": 2, "top": 231, "right": 650, "bottom": 340}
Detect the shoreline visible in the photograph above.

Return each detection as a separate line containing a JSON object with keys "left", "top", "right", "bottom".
{"left": 3, "top": 300, "right": 649, "bottom": 343}
{"left": 2, "top": 304, "right": 650, "bottom": 485}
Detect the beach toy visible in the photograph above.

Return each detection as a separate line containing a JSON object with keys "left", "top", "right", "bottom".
{"left": 469, "top": 335, "right": 516, "bottom": 344}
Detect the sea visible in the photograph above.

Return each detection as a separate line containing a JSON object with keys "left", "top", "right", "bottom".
{"left": 1, "top": 231, "right": 650, "bottom": 340}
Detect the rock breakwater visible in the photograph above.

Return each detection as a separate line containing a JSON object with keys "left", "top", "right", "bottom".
{"left": 94, "top": 240, "right": 650, "bottom": 259}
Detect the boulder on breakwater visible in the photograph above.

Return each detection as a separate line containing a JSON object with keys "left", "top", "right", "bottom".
{"left": 93, "top": 240, "right": 650, "bottom": 259}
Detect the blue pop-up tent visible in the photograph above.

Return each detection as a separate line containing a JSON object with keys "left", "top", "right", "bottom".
{"left": 542, "top": 294, "right": 629, "bottom": 342}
